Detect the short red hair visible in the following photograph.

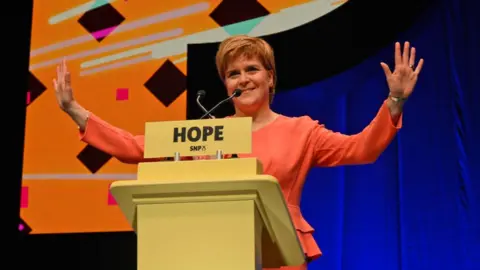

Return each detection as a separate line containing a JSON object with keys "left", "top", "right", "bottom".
{"left": 215, "top": 35, "right": 277, "bottom": 102}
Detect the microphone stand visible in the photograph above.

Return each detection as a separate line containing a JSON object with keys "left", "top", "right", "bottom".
{"left": 196, "top": 90, "right": 214, "bottom": 119}
{"left": 199, "top": 89, "right": 242, "bottom": 119}
{"left": 195, "top": 89, "right": 243, "bottom": 159}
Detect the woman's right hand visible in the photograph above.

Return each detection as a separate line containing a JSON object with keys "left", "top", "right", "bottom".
{"left": 53, "top": 58, "right": 90, "bottom": 131}
{"left": 53, "top": 58, "right": 75, "bottom": 112}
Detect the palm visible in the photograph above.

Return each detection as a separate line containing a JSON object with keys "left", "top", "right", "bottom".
{"left": 380, "top": 41, "right": 424, "bottom": 98}
{"left": 53, "top": 58, "right": 74, "bottom": 111}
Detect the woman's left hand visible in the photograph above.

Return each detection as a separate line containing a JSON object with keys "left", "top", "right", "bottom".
{"left": 380, "top": 41, "right": 424, "bottom": 99}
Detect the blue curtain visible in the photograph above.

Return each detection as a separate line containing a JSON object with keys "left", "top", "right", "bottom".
{"left": 271, "top": 0, "right": 480, "bottom": 269}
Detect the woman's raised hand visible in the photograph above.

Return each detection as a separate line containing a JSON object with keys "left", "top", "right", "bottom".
{"left": 53, "top": 58, "right": 75, "bottom": 111}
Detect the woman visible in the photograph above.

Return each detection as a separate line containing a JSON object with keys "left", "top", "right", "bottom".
{"left": 53, "top": 35, "right": 424, "bottom": 269}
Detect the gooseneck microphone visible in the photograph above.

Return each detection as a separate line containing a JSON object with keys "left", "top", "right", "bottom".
{"left": 196, "top": 90, "right": 214, "bottom": 119}
{"left": 199, "top": 89, "right": 242, "bottom": 119}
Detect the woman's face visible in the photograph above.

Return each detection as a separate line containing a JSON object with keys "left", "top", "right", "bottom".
{"left": 224, "top": 55, "right": 273, "bottom": 113}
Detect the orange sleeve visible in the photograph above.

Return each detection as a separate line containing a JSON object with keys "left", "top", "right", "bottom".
{"left": 78, "top": 114, "right": 193, "bottom": 164}
{"left": 309, "top": 100, "right": 402, "bottom": 167}
{"left": 78, "top": 113, "right": 149, "bottom": 164}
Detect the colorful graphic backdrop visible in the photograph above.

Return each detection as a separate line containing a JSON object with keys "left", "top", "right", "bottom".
{"left": 21, "top": 0, "right": 346, "bottom": 234}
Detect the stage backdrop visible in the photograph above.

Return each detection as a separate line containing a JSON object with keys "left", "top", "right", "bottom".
{"left": 21, "top": 0, "right": 480, "bottom": 270}
{"left": 21, "top": 0, "right": 349, "bottom": 234}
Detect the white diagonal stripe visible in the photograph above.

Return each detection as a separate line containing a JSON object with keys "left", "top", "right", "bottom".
{"left": 30, "top": 28, "right": 183, "bottom": 70}
{"left": 79, "top": 54, "right": 153, "bottom": 76}
{"left": 48, "top": 0, "right": 118, "bottom": 25}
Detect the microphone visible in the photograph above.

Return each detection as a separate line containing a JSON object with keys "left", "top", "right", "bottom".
{"left": 199, "top": 89, "right": 242, "bottom": 119}
{"left": 196, "top": 90, "right": 214, "bottom": 119}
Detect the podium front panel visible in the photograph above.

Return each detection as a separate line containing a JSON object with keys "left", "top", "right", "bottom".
{"left": 144, "top": 117, "right": 252, "bottom": 158}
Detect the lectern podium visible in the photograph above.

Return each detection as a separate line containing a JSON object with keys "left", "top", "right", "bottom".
{"left": 109, "top": 117, "right": 305, "bottom": 270}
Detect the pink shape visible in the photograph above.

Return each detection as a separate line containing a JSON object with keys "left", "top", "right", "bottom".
{"left": 19, "top": 224, "right": 24, "bottom": 231}
{"left": 26, "top": 91, "right": 31, "bottom": 105}
{"left": 91, "top": 26, "right": 117, "bottom": 40}
{"left": 116, "top": 88, "right": 129, "bottom": 101}
{"left": 20, "top": 187, "right": 28, "bottom": 208}
{"left": 108, "top": 191, "right": 117, "bottom": 205}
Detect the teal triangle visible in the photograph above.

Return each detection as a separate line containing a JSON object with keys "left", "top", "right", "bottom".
{"left": 223, "top": 16, "right": 266, "bottom": 36}
{"left": 91, "top": 0, "right": 110, "bottom": 9}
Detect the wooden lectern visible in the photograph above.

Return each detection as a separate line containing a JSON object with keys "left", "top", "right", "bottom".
{"left": 109, "top": 117, "right": 305, "bottom": 270}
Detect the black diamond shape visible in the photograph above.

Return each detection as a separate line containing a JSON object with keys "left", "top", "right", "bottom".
{"left": 78, "top": 3, "right": 125, "bottom": 42}
{"left": 19, "top": 217, "right": 32, "bottom": 235}
{"left": 28, "top": 72, "right": 47, "bottom": 106}
{"left": 144, "top": 59, "right": 186, "bottom": 107}
{"left": 77, "top": 145, "right": 112, "bottom": 173}
{"left": 210, "top": 0, "right": 270, "bottom": 27}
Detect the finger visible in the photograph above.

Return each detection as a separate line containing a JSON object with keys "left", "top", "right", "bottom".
{"left": 65, "top": 71, "right": 71, "bottom": 86}
{"left": 414, "top": 58, "right": 424, "bottom": 74}
{"left": 59, "top": 59, "right": 64, "bottom": 75}
{"left": 63, "top": 57, "right": 68, "bottom": 73}
{"left": 402, "top": 41, "right": 410, "bottom": 65}
{"left": 56, "top": 64, "right": 62, "bottom": 85}
{"left": 57, "top": 64, "right": 64, "bottom": 85}
{"left": 394, "top": 42, "right": 402, "bottom": 66}
{"left": 409, "top": 47, "right": 416, "bottom": 68}
{"left": 380, "top": 62, "right": 392, "bottom": 77}
{"left": 52, "top": 78, "right": 57, "bottom": 91}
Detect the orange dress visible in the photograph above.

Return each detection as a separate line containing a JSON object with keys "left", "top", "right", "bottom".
{"left": 79, "top": 100, "right": 401, "bottom": 269}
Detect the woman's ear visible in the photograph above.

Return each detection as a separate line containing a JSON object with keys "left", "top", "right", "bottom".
{"left": 268, "top": 70, "right": 274, "bottom": 87}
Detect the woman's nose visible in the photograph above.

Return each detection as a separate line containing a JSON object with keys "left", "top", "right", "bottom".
{"left": 238, "top": 73, "right": 249, "bottom": 85}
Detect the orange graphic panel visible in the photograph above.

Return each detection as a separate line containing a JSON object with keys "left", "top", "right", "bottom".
{"left": 22, "top": 0, "right": 342, "bottom": 234}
